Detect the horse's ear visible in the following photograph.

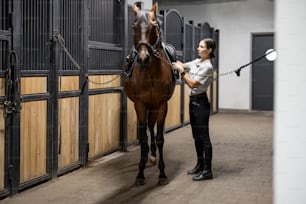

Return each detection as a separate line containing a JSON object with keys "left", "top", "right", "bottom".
{"left": 151, "top": 2, "right": 158, "bottom": 15}
{"left": 133, "top": 4, "right": 139, "bottom": 16}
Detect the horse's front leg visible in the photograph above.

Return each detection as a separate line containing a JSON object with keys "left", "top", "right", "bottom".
{"left": 156, "top": 104, "right": 169, "bottom": 185}
{"left": 135, "top": 104, "right": 149, "bottom": 186}
{"left": 136, "top": 123, "right": 149, "bottom": 185}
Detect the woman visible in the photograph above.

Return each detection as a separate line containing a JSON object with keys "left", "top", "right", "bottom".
{"left": 172, "top": 38, "right": 215, "bottom": 181}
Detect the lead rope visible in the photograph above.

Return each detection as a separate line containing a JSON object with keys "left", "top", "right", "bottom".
{"left": 155, "top": 49, "right": 275, "bottom": 80}
{"left": 210, "top": 49, "right": 275, "bottom": 80}
{"left": 53, "top": 31, "right": 123, "bottom": 90}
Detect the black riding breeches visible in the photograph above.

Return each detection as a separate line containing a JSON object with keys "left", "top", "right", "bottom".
{"left": 189, "top": 92, "right": 212, "bottom": 160}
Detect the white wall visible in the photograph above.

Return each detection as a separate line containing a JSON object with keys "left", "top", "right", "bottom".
{"left": 159, "top": 0, "right": 274, "bottom": 110}
{"left": 274, "top": 0, "right": 306, "bottom": 203}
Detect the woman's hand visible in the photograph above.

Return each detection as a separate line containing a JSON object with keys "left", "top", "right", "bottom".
{"left": 172, "top": 61, "right": 185, "bottom": 73}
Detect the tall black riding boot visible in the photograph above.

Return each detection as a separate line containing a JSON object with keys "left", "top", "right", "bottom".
{"left": 193, "top": 159, "right": 213, "bottom": 181}
{"left": 187, "top": 158, "right": 204, "bottom": 175}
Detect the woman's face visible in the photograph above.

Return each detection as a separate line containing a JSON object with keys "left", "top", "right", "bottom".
{"left": 197, "top": 40, "right": 211, "bottom": 60}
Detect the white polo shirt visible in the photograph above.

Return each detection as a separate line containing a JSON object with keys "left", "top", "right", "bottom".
{"left": 185, "top": 58, "right": 213, "bottom": 96}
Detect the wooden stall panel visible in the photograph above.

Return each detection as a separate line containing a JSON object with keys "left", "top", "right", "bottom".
{"left": 165, "top": 84, "right": 181, "bottom": 129}
{"left": 0, "top": 105, "right": 4, "bottom": 189}
{"left": 206, "top": 77, "right": 214, "bottom": 113}
{"left": 21, "top": 77, "right": 47, "bottom": 94}
{"left": 127, "top": 98, "right": 137, "bottom": 143}
{"left": 207, "top": 85, "right": 211, "bottom": 103}
{"left": 88, "top": 75, "right": 120, "bottom": 89}
{"left": 0, "top": 78, "right": 4, "bottom": 96}
{"left": 20, "top": 100, "right": 47, "bottom": 183}
{"left": 88, "top": 93, "right": 120, "bottom": 158}
{"left": 58, "top": 97, "right": 80, "bottom": 169}
{"left": 184, "top": 84, "right": 190, "bottom": 123}
{"left": 59, "top": 76, "right": 79, "bottom": 92}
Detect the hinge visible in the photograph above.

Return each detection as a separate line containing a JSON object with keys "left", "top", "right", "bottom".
{"left": 8, "top": 164, "right": 13, "bottom": 182}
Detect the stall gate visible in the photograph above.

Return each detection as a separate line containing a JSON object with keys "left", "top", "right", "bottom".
{"left": 162, "top": 9, "right": 184, "bottom": 131}
{"left": 0, "top": 0, "right": 219, "bottom": 197}
{"left": 0, "top": 0, "right": 11, "bottom": 197}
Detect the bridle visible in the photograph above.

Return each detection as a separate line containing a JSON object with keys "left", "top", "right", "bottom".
{"left": 133, "top": 13, "right": 162, "bottom": 59}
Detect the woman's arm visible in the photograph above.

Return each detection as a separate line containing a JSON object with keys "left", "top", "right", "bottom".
{"left": 172, "top": 61, "right": 200, "bottom": 88}
{"left": 181, "top": 73, "right": 200, "bottom": 88}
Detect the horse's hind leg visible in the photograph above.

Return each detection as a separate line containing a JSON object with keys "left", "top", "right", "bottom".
{"left": 148, "top": 110, "right": 157, "bottom": 165}
{"left": 156, "top": 104, "right": 169, "bottom": 185}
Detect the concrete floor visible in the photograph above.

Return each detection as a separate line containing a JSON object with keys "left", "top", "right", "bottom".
{"left": 0, "top": 111, "right": 273, "bottom": 204}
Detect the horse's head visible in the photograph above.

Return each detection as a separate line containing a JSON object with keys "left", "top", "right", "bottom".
{"left": 132, "top": 2, "right": 161, "bottom": 68}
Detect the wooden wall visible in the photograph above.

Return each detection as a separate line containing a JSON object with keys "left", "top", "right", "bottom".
{"left": 88, "top": 75, "right": 120, "bottom": 89}
{"left": 88, "top": 75, "right": 121, "bottom": 159}
{"left": 184, "top": 84, "right": 190, "bottom": 123}
{"left": 21, "top": 77, "right": 47, "bottom": 94}
{"left": 20, "top": 76, "right": 48, "bottom": 183}
{"left": 58, "top": 97, "right": 79, "bottom": 169}
{"left": 165, "top": 84, "right": 181, "bottom": 129}
{"left": 59, "top": 76, "right": 79, "bottom": 92}
{"left": 88, "top": 93, "right": 121, "bottom": 158}
{"left": 127, "top": 99, "right": 137, "bottom": 143}
{"left": 206, "top": 72, "right": 218, "bottom": 114}
{"left": 20, "top": 100, "right": 47, "bottom": 183}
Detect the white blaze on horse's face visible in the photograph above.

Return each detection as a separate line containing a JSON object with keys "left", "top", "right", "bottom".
{"left": 133, "top": 11, "right": 151, "bottom": 67}
{"left": 132, "top": 3, "right": 160, "bottom": 68}
{"left": 138, "top": 21, "right": 150, "bottom": 66}
{"left": 140, "top": 22, "right": 147, "bottom": 43}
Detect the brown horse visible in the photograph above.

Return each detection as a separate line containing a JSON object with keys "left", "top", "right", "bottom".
{"left": 123, "top": 2, "right": 176, "bottom": 185}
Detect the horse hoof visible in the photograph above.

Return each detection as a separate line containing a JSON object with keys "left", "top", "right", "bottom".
{"left": 158, "top": 177, "right": 169, "bottom": 185}
{"left": 149, "top": 155, "right": 157, "bottom": 165}
{"left": 135, "top": 178, "right": 145, "bottom": 186}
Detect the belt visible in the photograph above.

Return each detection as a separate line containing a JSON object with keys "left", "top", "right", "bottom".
{"left": 190, "top": 92, "right": 206, "bottom": 99}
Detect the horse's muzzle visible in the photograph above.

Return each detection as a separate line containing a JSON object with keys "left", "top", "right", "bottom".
{"left": 137, "top": 49, "right": 150, "bottom": 68}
